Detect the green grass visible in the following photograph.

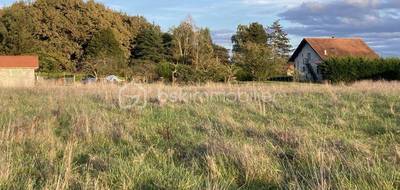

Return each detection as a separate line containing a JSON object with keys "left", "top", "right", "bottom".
{"left": 0, "top": 82, "right": 399, "bottom": 189}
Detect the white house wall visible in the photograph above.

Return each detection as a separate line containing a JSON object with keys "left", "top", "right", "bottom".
{"left": 294, "top": 44, "right": 323, "bottom": 81}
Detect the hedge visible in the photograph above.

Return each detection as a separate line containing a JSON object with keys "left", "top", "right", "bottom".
{"left": 320, "top": 57, "right": 400, "bottom": 83}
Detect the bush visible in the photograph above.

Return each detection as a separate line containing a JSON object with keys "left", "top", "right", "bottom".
{"left": 381, "top": 58, "right": 400, "bottom": 80}
{"left": 130, "top": 60, "right": 159, "bottom": 82}
{"left": 233, "top": 42, "right": 286, "bottom": 81}
{"left": 320, "top": 57, "right": 400, "bottom": 83}
{"left": 235, "top": 67, "right": 253, "bottom": 81}
{"left": 175, "top": 64, "right": 199, "bottom": 83}
{"left": 157, "top": 62, "right": 175, "bottom": 82}
{"left": 200, "top": 63, "right": 233, "bottom": 82}
{"left": 174, "top": 63, "right": 234, "bottom": 83}
{"left": 268, "top": 76, "right": 293, "bottom": 82}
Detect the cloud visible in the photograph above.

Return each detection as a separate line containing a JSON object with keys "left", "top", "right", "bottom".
{"left": 280, "top": 0, "right": 400, "bottom": 56}
{"left": 212, "top": 29, "right": 235, "bottom": 49}
{"left": 242, "top": 0, "right": 293, "bottom": 5}
{"left": 242, "top": 0, "right": 309, "bottom": 6}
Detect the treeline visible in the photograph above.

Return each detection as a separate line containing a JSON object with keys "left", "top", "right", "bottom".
{"left": 0, "top": 0, "right": 150, "bottom": 72}
{"left": 0, "top": 0, "right": 292, "bottom": 83}
{"left": 320, "top": 57, "right": 400, "bottom": 83}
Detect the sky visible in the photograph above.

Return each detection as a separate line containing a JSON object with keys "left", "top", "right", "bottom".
{"left": 1, "top": 0, "right": 400, "bottom": 56}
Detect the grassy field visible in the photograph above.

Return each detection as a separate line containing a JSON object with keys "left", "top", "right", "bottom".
{"left": 0, "top": 81, "right": 399, "bottom": 189}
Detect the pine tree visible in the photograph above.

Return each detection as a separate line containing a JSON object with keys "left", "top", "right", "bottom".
{"left": 213, "top": 44, "right": 230, "bottom": 65}
{"left": 162, "top": 32, "right": 174, "bottom": 62}
{"left": 83, "top": 28, "right": 126, "bottom": 77}
{"left": 231, "top": 22, "right": 269, "bottom": 53}
{"left": 269, "top": 20, "right": 292, "bottom": 58}
{"left": 85, "top": 28, "right": 124, "bottom": 58}
{"left": 131, "top": 26, "right": 164, "bottom": 63}
{"left": 231, "top": 22, "right": 290, "bottom": 81}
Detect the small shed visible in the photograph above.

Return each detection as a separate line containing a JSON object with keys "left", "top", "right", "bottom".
{"left": 0, "top": 56, "right": 39, "bottom": 87}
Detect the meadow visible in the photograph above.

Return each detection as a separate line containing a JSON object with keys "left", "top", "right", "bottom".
{"left": 0, "top": 81, "right": 399, "bottom": 189}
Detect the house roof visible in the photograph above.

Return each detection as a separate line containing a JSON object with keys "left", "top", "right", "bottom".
{"left": 0, "top": 56, "right": 39, "bottom": 69}
{"left": 289, "top": 38, "right": 379, "bottom": 62}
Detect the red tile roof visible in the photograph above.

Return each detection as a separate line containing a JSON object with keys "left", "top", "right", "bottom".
{"left": 0, "top": 56, "right": 39, "bottom": 69}
{"left": 289, "top": 38, "right": 379, "bottom": 62}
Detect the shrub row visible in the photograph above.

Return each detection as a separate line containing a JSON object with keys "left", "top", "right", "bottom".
{"left": 175, "top": 64, "right": 231, "bottom": 83}
{"left": 320, "top": 57, "right": 400, "bottom": 83}
{"left": 132, "top": 62, "right": 232, "bottom": 83}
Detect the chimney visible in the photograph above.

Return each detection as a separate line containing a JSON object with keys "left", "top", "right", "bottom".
{"left": 324, "top": 50, "right": 328, "bottom": 56}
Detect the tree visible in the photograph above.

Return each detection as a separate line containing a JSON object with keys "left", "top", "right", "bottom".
{"left": 231, "top": 21, "right": 289, "bottom": 81}
{"left": 171, "top": 18, "right": 196, "bottom": 65}
{"left": 82, "top": 28, "right": 126, "bottom": 78}
{"left": 0, "top": 3, "right": 37, "bottom": 55}
{"left": 169, "top": 17, "right": 234, "bottom": 83}
{"left": 157, "top": 62, "right": 175, "bottom": 81}
{"left": 231, "top": 22, "right": 269, "bottom": 53}
{"left": 213, "top": 44, "right": 230, "bottom": 65}
{"left": 0, "top": 0, "right": 151, "bottom": 73}
{"left": 194, "top": 28, "right": 214, "bottom": 70}
{"left": 130, "top": 59, "right": 159, "bottom": 82}
{"left": 234, "top": 42, "right": 285, "bottom": 81}
{"left": 131, "top": 26, "right": 164, "bottom": 62}
{"left": 162, "top": 32, "right": 174, "bottom": 62}
{"left": 269, "top": 20, "right": 292, "bottom": 58}
{"left": 0, "top": 21, "right": 6, "bottom": 53}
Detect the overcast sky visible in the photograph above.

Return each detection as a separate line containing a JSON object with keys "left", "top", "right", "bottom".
{"left": 1, "top": 0, "right": 400, "bottom": 56}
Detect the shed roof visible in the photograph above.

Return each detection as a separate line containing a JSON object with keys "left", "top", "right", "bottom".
{"left": 0, "top": 56, "right": 39, "bottom": 69}
{"left": 289, "top": 38, "right": 379, "bottom": 62}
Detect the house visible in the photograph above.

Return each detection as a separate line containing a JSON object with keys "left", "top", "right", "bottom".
{"left": 289, "top": 38, "right": 379, "bottom": 82}
{"left": 0, "top": 56, "right": 39, "bottom": 87}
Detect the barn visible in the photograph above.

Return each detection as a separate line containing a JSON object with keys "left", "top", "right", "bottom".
{"left": 0, "top": 56, "right": 39, "bottom": 87}
{"left": 289, "top": 38, "right": 379, "bottom": 82}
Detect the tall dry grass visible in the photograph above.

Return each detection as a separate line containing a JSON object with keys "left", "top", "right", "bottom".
{"left": 0, "top": 81, "right": 399, "bottom": 189}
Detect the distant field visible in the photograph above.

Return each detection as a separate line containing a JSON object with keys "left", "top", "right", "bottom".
{"left": 0, "top": 81, "right": 399, "bottom": 189}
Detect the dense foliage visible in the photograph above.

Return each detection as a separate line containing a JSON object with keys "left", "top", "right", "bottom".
{"left": 232, "top": 21, "right": 291, "bottom": 81}
{"left": 82, "top": 28, "right": 127, "bottom": 77}
{"left": 0, "top": 0, "right": 292, "bottom": 83}
{"left": 131, "top": 26, "right": 165, "bottom": 63}
{"left": 234, "top": 42, "right": 285, "bottom": 81}
{"left": 320, "top": 57, "right": 400, "bottom": 83}
{"left": 164, "top": 18, "right": 233, "bottom": 83}
{"left": 0, "top": 0, "right": 150, "bottom": 73}
{"left": 232, "top": 22, "right": 269, "bottom": 53}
